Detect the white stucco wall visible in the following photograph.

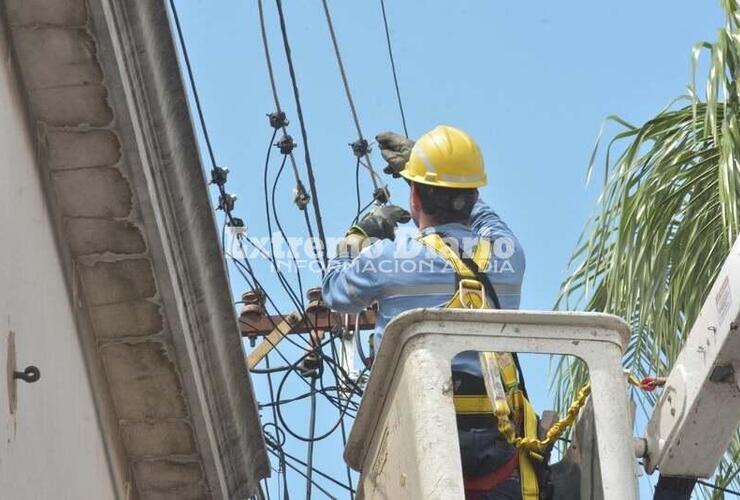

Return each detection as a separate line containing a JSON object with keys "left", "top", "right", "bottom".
{"left": 0, "top": 25, "right": 116, "bottom": 500}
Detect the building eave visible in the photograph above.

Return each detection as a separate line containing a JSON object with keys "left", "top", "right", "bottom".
{"left": 2, "top": 0, "right": 269, "bottom": 497}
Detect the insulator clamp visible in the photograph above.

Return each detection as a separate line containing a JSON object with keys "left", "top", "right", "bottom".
{"left": 268, "top": 111, "right": 289, "bottom": 129}
{"left": 350, "top": 139, "right": 370, "bottom": 157}
{"left": 293, "top": 183, "right": 311, "bottom": 210}
{"left": 218, "top": 193, "right": 237, "bottom": 212}
{"left": 210, "top": 166, "right": 229, "bottom": 186}
{"left": 299, "top": 353, "right": 320, "bottom": 378}
{"left": 373, "top": 186, "right": 390, "bottom": 204}
{"left": 275, "top": 135, "right": 296, "bottom": 155}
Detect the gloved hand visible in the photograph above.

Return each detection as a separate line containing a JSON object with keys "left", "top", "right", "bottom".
{"left": 348, "top": 204, "right": 411, "bottom": 241}
{"left": 376, "top": 132, "right": 414, "bottom": 177}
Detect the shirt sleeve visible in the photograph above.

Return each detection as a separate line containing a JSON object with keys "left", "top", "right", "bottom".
{"left": 321, "top": 240, "right": 386, "bottom": 313}
{"left": 471, "top": 198, "right": 527, "bottom": 283}
{"left": 470, "top": 198, "right": 515, "bottom": 240}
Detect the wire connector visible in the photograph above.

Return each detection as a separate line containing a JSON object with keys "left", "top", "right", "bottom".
{"left": 217, "top": 193, "right": 237, "bottom": 212}
{"left": 267, "top": 111, "right": 289, "bottom": 129}
{"left": 298, "top": 352, "right": 320, "bottom": 378}
{"left": 275, "top": 135, "right": 296, "bottom": 155}
{"left": 350, "top": 139, "right": 370, "bottom": 157}
{"left": 373, "top": 186, "right": 390, "bottom": 204}
{"left": 210, "top": 166, "right": 229, "bottom": 186}
{"left": 293, "top": 182, "right": 311, "bottom": 210}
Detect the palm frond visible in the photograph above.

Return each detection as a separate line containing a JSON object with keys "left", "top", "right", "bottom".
{"left": 553, "top": 3, "right": 740, "bottom": 497}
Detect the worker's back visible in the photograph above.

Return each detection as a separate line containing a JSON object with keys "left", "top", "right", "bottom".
{"left": 322, "top": 199, "right": 526, "bottom": 358}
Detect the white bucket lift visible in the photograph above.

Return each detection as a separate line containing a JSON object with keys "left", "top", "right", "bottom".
{"left": 344, "top": 309, "right": 637, "bottom": 500}
{"left": 344, "top": 237, "right": 740, "bottom": 500}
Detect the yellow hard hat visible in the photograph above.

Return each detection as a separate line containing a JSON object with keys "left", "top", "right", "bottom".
{"left": 399, "top": 125, "right": 487, "bottom": 188}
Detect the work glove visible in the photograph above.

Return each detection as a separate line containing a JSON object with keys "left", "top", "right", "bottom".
{"left": 348, "top": 204, "right": 411, "bottom": 241}
{"left": 376, "top": 132, "right": 414, "bottom": 177}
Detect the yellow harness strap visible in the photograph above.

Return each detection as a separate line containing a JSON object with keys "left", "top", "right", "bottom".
{"left": 417, "top": 234, "right": 492, "bottom": 309}
{"left": 417, "top": 232, "right": 540, "bottom": 500}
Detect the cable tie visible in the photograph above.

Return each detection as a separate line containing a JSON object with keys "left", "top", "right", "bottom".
{"left": 293, "top": 183, "right": 311, "bottom": 210}
{"left": 275, "top": 134, "right": 296, "bottom": 155}
{"left": 218, "top": 193, "right": 237, "bottom": 212}
{"left": 268, "top": 111, "right": 289, "bottom": 129}
{"left": 350, "top": 139, "right": 370, "bottom": 157}
{"left": 373, "top": 186, "right": 390, "bottom": 204}
{"left": 210, "top": 166, "right": 229, "bottom": 186}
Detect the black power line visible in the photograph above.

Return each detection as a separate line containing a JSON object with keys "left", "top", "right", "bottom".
{"left": 320, "top": 0, "right": 386, "bottom": 197}
{"left": 274, "top": 0, "right": 329, "bottom": 268}
{"left": 170, "top": 2, "right": 368, "bottom": 497}
{"left": 379, "top": 0, "right": 409, "bottom": 137}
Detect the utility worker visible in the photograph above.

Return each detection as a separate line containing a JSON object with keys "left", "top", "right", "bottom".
{"left": 322, "top": 125, "right": 549, "bottom": 499}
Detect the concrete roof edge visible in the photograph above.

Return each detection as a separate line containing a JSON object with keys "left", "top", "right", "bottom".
{"left": 86, "top": 0, "right": 269, "bottom": 495}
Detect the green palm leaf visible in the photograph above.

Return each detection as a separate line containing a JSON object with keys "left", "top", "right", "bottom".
{"left": 553, "top": 2, "right": 740, "bottom": 497}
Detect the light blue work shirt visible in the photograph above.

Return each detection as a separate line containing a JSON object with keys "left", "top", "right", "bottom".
{"left": 321, "top": 199, "right": 525, "bottom": 375}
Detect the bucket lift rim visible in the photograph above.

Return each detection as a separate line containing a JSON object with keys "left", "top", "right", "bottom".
{"left": 344, "top": 308, "right": 630, "bottom": 470}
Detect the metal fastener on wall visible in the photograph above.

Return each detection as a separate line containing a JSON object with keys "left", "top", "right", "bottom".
{"left": 13, "top": 366, "right": 40, "bottom": 384}
{"left": 7, "top": 331, "right": 41, "bottom": 415}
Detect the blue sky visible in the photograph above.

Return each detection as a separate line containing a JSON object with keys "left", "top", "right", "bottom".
{"left": 170, "top": 1, "right": 724, "bottom": 497}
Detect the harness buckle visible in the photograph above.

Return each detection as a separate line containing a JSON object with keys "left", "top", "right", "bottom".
{"left": 458, "top": 279, "right": 486, "bottom": 309}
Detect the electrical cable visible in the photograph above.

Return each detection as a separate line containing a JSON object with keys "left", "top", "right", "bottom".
{"left": 264, "top": 447, "right": 338, "bottom": 499}
{"left": 271, "top": 150, "right": 306, "bottom": 303}
{"left": 263, "top": 434, "right": 356, "bottom": 494}
{"left": 228, "top": 255, "right": 313, "bottom": 350}
{"left": 264, "top": 353, "right": 290, "bottom": 497}
{"left": 695, "top": 479, "right": 740, "bottom": 497}
{"left": 171, "top": 1, "right": 355, "bottom": 496}
{"left": 327, "top": 332, "right": 357, "bottom": 498}
{"left": 274, "top": 0, "right": 330, "bottom": 267}
{"left": 355, "top": 157, "right": 362, "bottom": 221}
{"left": 257, "top": 0, "right": 325, "bottom": 275}
{"left": 379, "top": 0, "right": 409, "bottom": 137}
{"left": 169, "top": 0, "right": 314, "bottom": 344}
{"left": 167, "top": 0, "right": 217, "bottom": 171}
{"left": 256, "top": 0, "right": 307, "bottom": 186}
{"left": 305, "top": 377, "right": 317, "bottom": 500}
{"left": 319, "top": 0, "right": 384, "bottom": 193}
{"left": 260, "top": 327, "right": 358, "bottom": 412}
{"left": 263, "top": 138, "right": 306, "bottom": 310}
{"left": 251, "top": 364, "right": 291, "bottom": 375}
{"left": 275, "top": 357, "right": 365, "bottom": 442}
{"left": 355, "top": 314, "right": 372, "bottom": 369}
{"left": 259, "top": 385, "right": 345, "bottom": 408}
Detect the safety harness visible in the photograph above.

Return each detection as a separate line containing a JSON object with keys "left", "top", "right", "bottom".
{"left": 417, "top": 232, "right": 541, "bottom": 500}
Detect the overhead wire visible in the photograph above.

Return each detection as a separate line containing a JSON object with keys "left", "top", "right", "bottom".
{"left": 305, "top": 377, "right": 317, "bottom": 500}
{"left": 257, "top": 0, "right": 325, "bottom": 273}
{"left": 270, "top": 152, "right": 305, "bottom": 303}
{"left": 379, "top": 0, "right": 409, "bottom": 137}
{"left": 264, "top": 354, "right": 290, "bottom": 498}
{"left": 172, "top": 0, "right": 376, "bottom": 496}
{"left": 256, "top": 0, "right": 300, "bottom": 181}
{"left": 276, "top": 362, "right": 365, "bottom": 442}
{"left": 264, "top": 446, "right": 338, "bottom": 499}
{"left": 274, "top": 0, "right": 330, "bottom": 267}
{"left": 319, "top": 0, "right": 385, "bottom": 197}
{"left": 169, "top": 0, "right": 315, "bottom": 360}
{"left": 328, "top": 330, "right": 357, "bottom": 498}
{"left": 263, "top": 134, "right": 306, "bottom": 310}
{"left": 695, "top": 479, "right": 740, "bottom": 497}
{"left": 263, "top": 434, "right": 356, "bottom": 494}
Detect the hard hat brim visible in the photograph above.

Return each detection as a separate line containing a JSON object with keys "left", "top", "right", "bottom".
{"left": 399, "top": 168, "right": 487, "bottom": 189}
